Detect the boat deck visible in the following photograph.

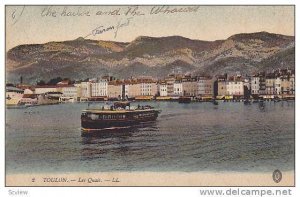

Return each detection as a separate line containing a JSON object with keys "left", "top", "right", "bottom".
{"left": 82, "top": 108, "right": 160, "bottom": 114}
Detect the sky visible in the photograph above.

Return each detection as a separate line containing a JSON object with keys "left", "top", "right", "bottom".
{"left": 6, "top": 5, "right": 294, "bottom": 50}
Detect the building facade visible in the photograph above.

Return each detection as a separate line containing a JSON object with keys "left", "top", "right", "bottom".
{"left": 265, "top": 75, "right": 275, "bottom": 95}
{"left": 158, "top": 82, "right": 168, "bottom": 97}
{"left": 108, "top": 82, "right": 122, "bottom": 99}
{"left": 258, "top": 73, "right": 266, "bottom": 95}
{"left": 80, "top": 82, "right": 91, "bottom": 98}
{"left": 226, "top": 80, "right": 244, "bottom": 96}
{"left": 34, "top": 86, "right": 57, "bottom": 94}
{"left": 126, "top": 83, "right": 141, "bottom": 98}
{"left": 251, "top": 76, "right": 260, "bottom": 95}
{"left": 173, "top": 80, "right": 183, "bottom": 96}
{"left": 6, "top": 86, "right": 24, "bottom": 105}
{"left": 58, "top": 85, "right": 78, "bottom": 101}
{"left": 91, "top": 79, "right": 108, "bottom": 97}
{"left": 140, "top": 80, "right": 158, "bottom": 96}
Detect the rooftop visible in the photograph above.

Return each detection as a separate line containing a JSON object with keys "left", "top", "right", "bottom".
{"left": 6, "top": 86, "right": 24, "bottom": 92}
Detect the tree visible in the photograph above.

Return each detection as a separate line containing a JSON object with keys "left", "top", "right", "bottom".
{"left": 6, "top": 83, "right": 15, "bottom": 87}
{"left": 47, "top": 77, "right": 63, "bottom": 85}
{"left": 37, "top": 80, "right": 46, "bottom": 86}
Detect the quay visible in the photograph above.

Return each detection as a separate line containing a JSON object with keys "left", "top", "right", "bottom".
{"left": 6, "top": 68, "right": 295, "bottom": 107}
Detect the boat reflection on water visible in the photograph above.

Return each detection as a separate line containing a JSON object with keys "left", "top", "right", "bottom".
{"left": 81, "top": 126, "right": 133, "bottom": 137}
{"left": 259, "top": 100, "right": 266, "bottom": 111}
{"left": 80, "top": 122, "right": 159, "bottom": 160}
{"left": 81, "top": 121, "right": 159, "bottom": 138}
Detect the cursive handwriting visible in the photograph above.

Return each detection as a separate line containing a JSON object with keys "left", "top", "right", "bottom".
{"left": 41, "top": 6, "right": 91, "bottom": 17}
{"left": 93, "top": 25, "right": 114, "bottom": 36}
{"left": 124, "top": 6, "right": 145, "bottom": 16}
{"left": 114, "top": 17, "right": 133, "bottom": 38}
{"left": 84, "top": 17, "right": 133, "bottom": 39}
{"left": 11, "top": 6, "right": 25, "bottom": 25}
{"left": 84, "top": 25, "right": 114, "bottom": 38}
{"left": 39, "top": 6, "right": 199, "bottom": 18}
{"left": 150, "top": 5, "right": 200, "bottom": 15}
{"left": 60, "top": 6, "right": 90, "bottom": 17}
{"left": 96, "top": 8, "right": 121, "bottom": 16}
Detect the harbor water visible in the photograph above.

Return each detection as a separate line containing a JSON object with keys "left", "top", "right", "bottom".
{"left": 6, "top": 101, "right": 294, "bottom": 174}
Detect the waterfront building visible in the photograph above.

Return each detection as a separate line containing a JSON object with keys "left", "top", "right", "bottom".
{"left": 57, "top": 79, "right": 71, "bottom": 85}
{"left": 274, "top": 76, "right": 282, "bottom": 95}
{"left": 165, "top": 75, "right": 176, "bottom": 96}
{"left": 251, "top": 75, "right": 260, "bottom": 95}
{"left": 45, "top": 91, "right": 63, "bottom": 98}
{"left": 34, "top": 85, "right": 58, "bottom": 94}
{"left": 126, "top": 81, "right": 141, "bottom": 99}
{"left": 19, "top": 94, "right": 38, "bottom": 105}
{"left": 173, "top": 80, "right": 183, "bottom": 96}
{"left": 273, "top": 68, "right": 295, "bottom": 95}
{"left": 265, "top": 74, "right": 276, "bottom": 95}
{"left": 281, "top": 75, "right": 291, "bottom": 95}
{"left": 226, "top": 76, "right": 244, "bottom": 97}
{"left": 259, "top": 72, "right": 266, "bottom": 95}
{"left": 74, "top": 83, "right": 82, "bottom": 97}
{"left": 58, "top": 85, "right": 78, "bottom": 102}
{"left": 243, "top": 76, "right": 251, "bottom": 98}
{"left": 6, "top": 69, "right": 296, "bottom": 102}
{"left": 37, "top": 93, "right": 61, "bottom": 105}
{"left": 216, "top": 74, "right": 227, "bottom": 97}
{"left": 243, "top": 77, "right": 251, "bottom": 90}
{"left": 80, "top": 82, "right": 92, "bottom": 98}
{"left": 204, "top": 78, "right": 213, "bottom": 96}
{"left": 57, "top": 85, "right": 77, "bottom": 97}
{"left": 158, "top": 81, "right": 168, "bottom": 97}
{"left": 6, "top": 86, "right": 24, "bottom": 105}
{"left": 217, "top": 81, "right": 227, "bottom": 97}
{"left": 16, "top": 84, "right": 34, "bottom": 92}
{"left": 91, "top": 79, "right": 108, "bottom": 97}
{"left": 197, "top": 76, "right": 213, "bottom": 97}
{"left": 181, "top": 75, "right": 197, "bottom": 97}
{"left": 108, "top": 81, "right": 122, "bottom": 99}
{"left": 24, "top": 88, "right": 34, "bottom": 94}
{"left": 197, "top": 77, "right": 206, "bottom": 96}
{"left": 140, "top": 78, "right": 158, "bottom": 96}
{"left": 122, "top": 83, "right": 128, "bottom": 100}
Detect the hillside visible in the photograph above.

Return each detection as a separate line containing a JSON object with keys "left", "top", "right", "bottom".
{"left": 6, "top": 31, "right": 294, "bottom": 83}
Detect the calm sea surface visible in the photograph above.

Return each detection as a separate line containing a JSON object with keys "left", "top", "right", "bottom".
{"left": 6, "top": 101, "right": 294, "bottom": 174}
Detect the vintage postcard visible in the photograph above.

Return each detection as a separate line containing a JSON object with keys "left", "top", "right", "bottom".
{"left": 5, "top": 5, "right": 295, "bottom": 187}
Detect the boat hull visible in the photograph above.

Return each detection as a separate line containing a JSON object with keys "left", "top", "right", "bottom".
{"left": 178, "top": 96, "right": 192, "bottom": 103}
{"left": 81, "top": 109, "right": 160, "bottom": 132}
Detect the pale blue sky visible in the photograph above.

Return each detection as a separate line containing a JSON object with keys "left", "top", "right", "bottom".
{"left": 6, "top": 5, "right": 294, "bottom": 50}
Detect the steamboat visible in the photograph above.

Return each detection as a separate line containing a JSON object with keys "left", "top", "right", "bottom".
{"left": 81, "top": 102, "right": 161, "bottom": 134}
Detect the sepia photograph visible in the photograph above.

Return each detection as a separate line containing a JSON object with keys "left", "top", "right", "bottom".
{"left": 5, "top": 5, "right": 295, "bottom": 187}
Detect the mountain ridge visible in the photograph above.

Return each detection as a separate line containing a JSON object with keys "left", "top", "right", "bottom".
{"left": 6, "top": 31, "right": 294, "bottom": 83}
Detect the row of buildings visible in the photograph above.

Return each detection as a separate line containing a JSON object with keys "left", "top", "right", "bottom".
{"left": 6, "top": 68, "right": 295, "bottom": 105}
{"left": 217, "top": 68, "right": 294, "bottom": 99}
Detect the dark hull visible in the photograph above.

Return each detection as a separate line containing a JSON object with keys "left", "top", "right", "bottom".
{"left": 178, "top": 97, "right": 191, "bottom": 103}
{"left": 81, "top": 109, "right": 160, "bottom": 131}
{"left": 82, "top": 117, "right": 158, "bottom": 129}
